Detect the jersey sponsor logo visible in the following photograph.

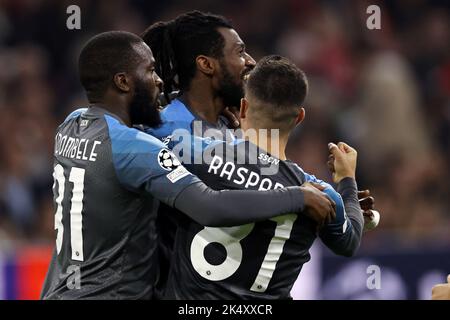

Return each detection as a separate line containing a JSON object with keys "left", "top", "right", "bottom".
{"left": 162, "top": 135, "right": 172, "bottom": 146}
{"left": 158, "top": 148, "right": 181, "bottom": 171}
{"left": 258, "top": 153, "right": 280, "bottom": 166}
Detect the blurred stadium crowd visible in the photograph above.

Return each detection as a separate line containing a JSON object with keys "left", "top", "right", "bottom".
{"left": 0, "top": 0, "right": 448, "bottom": 253}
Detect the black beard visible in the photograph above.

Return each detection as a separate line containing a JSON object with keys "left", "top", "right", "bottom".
{"left": 129, "top": 80, "right": 162, "bottom": 128}
{"left": 216, "top": 60, "right": 244, "bottom": 108}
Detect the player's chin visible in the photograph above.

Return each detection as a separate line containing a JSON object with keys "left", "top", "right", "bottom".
{"left": 153, "top": 95, "right": 162, "bottom": 110}
{"left": 241, "top": 71, "right": 252, "bottom": 85}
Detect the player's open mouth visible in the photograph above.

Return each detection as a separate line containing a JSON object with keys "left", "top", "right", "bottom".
{"left": 243, "top": 73, "right": 250, "bottom": 81}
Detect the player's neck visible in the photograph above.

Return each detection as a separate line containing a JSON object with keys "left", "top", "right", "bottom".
{"left": 182, "top": 85, "right": 224, "bottom": 124}
{"left": 245, "top": 131, "right": 289, "bottom": 161}
{"left": 91, "top": 100, "right": 131, "bottom": 127}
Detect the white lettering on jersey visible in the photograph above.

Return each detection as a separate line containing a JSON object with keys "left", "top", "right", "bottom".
{"left": 166, "top": 166, "right": 191, "bottom": 183}
{"left": 54, "top": 134, "right": 101, "bottom": 162}
{"left": 206, "top": 155, "right": 285, "bottom": 190}
{"left": 258, "top": 153, "right": 280, "bottom": 166}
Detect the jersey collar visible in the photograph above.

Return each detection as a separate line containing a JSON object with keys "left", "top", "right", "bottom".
{"left": 83, "top": 106, "right": 126, "bottom": 125}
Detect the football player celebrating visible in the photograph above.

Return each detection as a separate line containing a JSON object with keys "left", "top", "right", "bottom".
{"left": 142, "top": 11, "right": 377, "bottom": 297}
{"left": 40, "top": 32, "right": 335, "bottom": 299}
{"left": 162, "top": 56, "right": 367, "bottom": 299}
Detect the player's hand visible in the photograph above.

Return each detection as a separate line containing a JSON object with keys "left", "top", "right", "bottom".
{"left": 358, "top": 190, "right": 374, "bottom": 211}
{"left": 432, "top": 275, "right": 450, "bottom": 300}
{"left": 327, "top": 142, "right": 357, "bottom": 183}
{"left": 222, "top": 106, "right": 240, "bottom": 128}
{"left": 358, "top": 189, "right": 380, "bottom": 232}
{"left": 300, "top": 182, "right": 336, "bottom": 228}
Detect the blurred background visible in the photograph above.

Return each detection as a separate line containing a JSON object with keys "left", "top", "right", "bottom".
{"left": 0, "top": 0, "right": 448, "bottom": 299}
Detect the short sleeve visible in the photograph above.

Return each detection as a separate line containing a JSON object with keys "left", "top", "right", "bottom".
{"left": 105, "top": 115, "right": 200, "bottom": 207}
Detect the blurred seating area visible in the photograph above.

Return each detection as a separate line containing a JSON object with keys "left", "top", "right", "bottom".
{"left": 0, "top": 0, "right": 448, "bottom": 252}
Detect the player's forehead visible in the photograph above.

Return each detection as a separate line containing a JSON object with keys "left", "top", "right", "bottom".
{"left": 131, "top": 42, "right": 155, "bottom": 67}
{"left": 218, "top": 27, "right": 245, "bottom": 52}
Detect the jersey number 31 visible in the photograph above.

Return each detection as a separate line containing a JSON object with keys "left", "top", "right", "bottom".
{"left": 53, "top": 164, "right": 85, "bottom": 261}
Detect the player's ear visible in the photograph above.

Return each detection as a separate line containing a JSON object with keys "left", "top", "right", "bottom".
{"left": 196, "top": 55, "right": 215, "bottom": 76}
{"left": 239, "top": 98, "right": 248, "bottom": 119}
{"left": 113, "top": 72, "right": 131, "bottom": 93}
{"left": 295, "top": 107, "right": 305, "bottom": 125}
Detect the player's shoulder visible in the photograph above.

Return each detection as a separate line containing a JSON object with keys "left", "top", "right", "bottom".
{"left": 149, "top": 99, "right": 196, "bottom": 138}
{"left": 62, "top": 107, "right": 88, "bottom": 123}
{"left": 160, "top": 99, "right": 194, "bottom": 122}
{"left": 303, "top": 170, "right": 333, "bottom": 189}
{"left": 278, "top": 160, "right": 309, "bottom": 184}
{"left": 289, "top": 163, "right": 319, "bottom": 183}
{"left": 55, "top": 108, "right": 88, "bottom": 134}
{"left": 294, "top": 164, "right": 338, "bottom": 197}
{"left": 104, "top": 114, "right": 166, "bottom": 154}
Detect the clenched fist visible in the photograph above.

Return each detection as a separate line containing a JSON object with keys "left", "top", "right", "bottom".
{"left": 327, "top": 142, "right": 357, "bottom": 184}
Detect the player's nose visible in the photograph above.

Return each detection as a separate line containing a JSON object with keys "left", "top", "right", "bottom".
{"left": 155, "top": 73, "right": 164, "bottom": 91}
{"left": 245, "top": 53, "right": 256, "bottom": 68}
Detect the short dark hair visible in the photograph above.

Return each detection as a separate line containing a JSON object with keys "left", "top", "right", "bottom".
{"left": 245, "top": 55, "right": 309, "bottom": 131}
{"left": 141, "top": 11, "right": 232, "bottom": 99}
{"left": 79, "top": 31, "right": 144, "bottom": 102}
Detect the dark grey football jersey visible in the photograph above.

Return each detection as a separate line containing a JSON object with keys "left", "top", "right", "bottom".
{"left": 163, "top": 138, "right": 360, "bottom": 299}
{"left": 146, "top": 98, "right": 238, "bottom": 298}
{"left": 41, "top": 106, "right": 199, "bottom": 299}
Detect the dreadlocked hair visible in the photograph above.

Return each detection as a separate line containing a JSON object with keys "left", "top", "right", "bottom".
{"left": 142, "top": 11, "right": 233, "bottom": 102}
